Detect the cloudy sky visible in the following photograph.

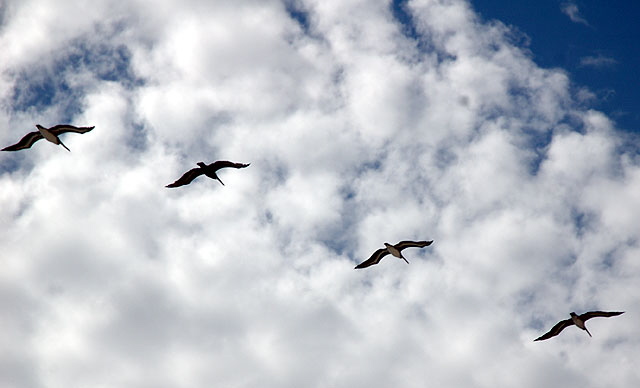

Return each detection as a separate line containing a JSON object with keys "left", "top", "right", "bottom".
{"left": 1, "top": 0, "right": 639, "bottom": 387}
{"left": 473, "top": 0, "right": 640, "bottom": 132}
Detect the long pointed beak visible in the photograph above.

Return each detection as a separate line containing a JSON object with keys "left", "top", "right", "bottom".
{"left": 59, "top": 141, "right": 70, "bottom": 152}
{"left": 402, "top": 256, "right": 409, "bottom": 264}
{"left": 217, "top": 177, "right": 225, "bottom": 186}
{"left": 585, "top": 327, "right": 592, "bottom": 337}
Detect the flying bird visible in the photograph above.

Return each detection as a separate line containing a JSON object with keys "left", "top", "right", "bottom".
{"left": 2, "top": 124, "right": 95, "bottom": 152}
{"left": 355, "top": 240, "right": 433, "bottom": 269}
{"left": 534, "top": 311, "right": 624, "bottom": 341}
{"left": 166, "top": 160, "right": 250, "bottom": 188}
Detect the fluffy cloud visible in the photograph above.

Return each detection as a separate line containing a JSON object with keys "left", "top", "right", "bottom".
{"left": 1, "top": 0, "right": 639, "bottom": 387}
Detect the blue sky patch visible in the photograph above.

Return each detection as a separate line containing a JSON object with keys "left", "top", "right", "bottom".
{"left": 391, "top": 0, "right": 419, "bottom": 42}
{"left": 10, "top": 40, "right": 142, "bottom": 121}
{"left": 284, "top": 1, "right": 310, "bottom": 34}
{"left": 471, "top": 0, "right": 640, "bottom": 133}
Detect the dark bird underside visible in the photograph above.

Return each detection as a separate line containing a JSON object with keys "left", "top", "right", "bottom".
{"left": 2, "top": 124, "right": 94, "bottom": 151}
{"left": 355, "top": 240, "right": 433, "bottom": 269}
{"left": 534, "top": 311, "right": 624, "bottom": 341}
{"left": 166, "top": 160, "right": 250, "bottom": 188}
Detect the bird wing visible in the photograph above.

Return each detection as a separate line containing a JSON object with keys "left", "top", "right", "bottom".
{"left": 534, "top": 319, "right": 574, "bottom": 341}
{"left": 395, "top": 240, "right": 434, "bottom": 251}
{"left": 355, "top": 248, "right": 390, "bottom": 269}
{"left": 209, "top": 160, "right": 251, "bottom": 171}
{"left": 166, "top": 168, "right": 205, "bottom": 188}
{"left": 2, "top": 131, "right": 44, "bottom": 151}
{"left": 48, "top": 125, "right": 95, "bottom": 135}
{"left": 579, "top": 311, "right": 624, "bottom": 321}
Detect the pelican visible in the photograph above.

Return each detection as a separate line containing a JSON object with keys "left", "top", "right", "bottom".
{"left": 534, "top": 311, "right": 624, "bottom": 341}
{"left": 166, "top": 160, "right": 250, "bottom": 188}
{"left": 2, "top": 124, "right": 95, "bottom": 152}
{"left": 355, "top": 240, "right": 433, "bottom": 269}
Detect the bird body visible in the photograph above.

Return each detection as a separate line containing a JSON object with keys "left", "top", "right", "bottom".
{"left": 37, "top": 125, "right": 62, "bottom": 145}
{"left": 355, "top": 240, "right": 433, "bottom": 269}
{"left": 570, "top": 312, "right": 591, "bottom": 337}
{"left": 384, "top": 242, "right": 402, "bottom": 259}
{"left": 2, "top": 124, "right": 94, "bottom": 152}
{"left": 166, "top": 160, "right": 250, "bottom": 188}
{"left": 534, "top": 311, "right": 624, "bottom": 341}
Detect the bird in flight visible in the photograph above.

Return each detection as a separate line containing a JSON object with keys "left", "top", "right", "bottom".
{"left": 2, "top": 124, "right": 95, "bottom": 152}
{"left": 534, "top": 311, "right": 624, "bottom": 341}
{"left": 166, "top": 160, "right": 250, "bottom": 188}
{"left": 355, "top": 240, "right": 433, "bottom": 269}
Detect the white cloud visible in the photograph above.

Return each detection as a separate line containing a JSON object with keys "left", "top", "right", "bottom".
{"left": 561, "top": 1, "right": 590, "bottom": 26}
{"left": 579, "top": 54, "right": 618, "bottom": 68}
{"left": 1, "top": 0, "right": 639, "bottom": 387}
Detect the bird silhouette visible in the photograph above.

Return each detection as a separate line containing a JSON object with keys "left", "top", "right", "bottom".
{"left": 355, "top": 240, "right": 433, "bottom": 269}
{"left": 534, "top": 311, "right": 624, "bottom": 341}
{"left": 2, "top": 124, "right": 95, "bottom": 152}
{"left": 166, "top": 160, "right": 250, "bottom": 188}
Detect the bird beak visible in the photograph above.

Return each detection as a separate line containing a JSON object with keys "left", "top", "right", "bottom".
{"left": 217, "top": 177, "right": 225, "bottom": 186}
{"left": 402, "top": 257, "right": 409, "bottom": 264}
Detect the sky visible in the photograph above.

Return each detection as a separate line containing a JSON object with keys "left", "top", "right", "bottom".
{"left": 0, "top": 0, "right": 639, "bottom": 387}
{"left": 471, "top": 0, "right": 640, "bottom": 133}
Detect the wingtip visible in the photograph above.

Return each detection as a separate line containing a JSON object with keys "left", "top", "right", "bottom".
{"left": 533, "top": 336, "right": 546, "bottom": 342}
